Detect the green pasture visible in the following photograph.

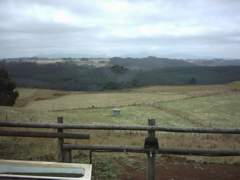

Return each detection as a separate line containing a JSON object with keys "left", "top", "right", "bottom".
{"left": 0, "top": 105, "right": 198, "bottom": 128}
{"left": 54, "top": 106, "right": 199, "bottom": 127}
{"left": 156, "top": 93, "right": 240, "bottom": 128}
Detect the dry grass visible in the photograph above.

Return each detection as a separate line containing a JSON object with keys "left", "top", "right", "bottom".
{"left": 23, "top": 91, "right": 187, "bottom": 111}
{"left": 14, "top": 88, "right": 72, "bottom": 107}
{"left": 78, "top": 58, "right": 110, "bottom": 68}
{"left": 227, "top": 81, "right": 240, "bottom": 92}
{"left": 187, "top": 88, "right": 230, "bottom": 98}
{"left": 133, "top": 84, "right": 228, "bottom": 94}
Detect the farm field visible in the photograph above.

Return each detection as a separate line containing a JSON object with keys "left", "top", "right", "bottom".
{"left": 0, "top": 83, "right": 240, "bottom": 179}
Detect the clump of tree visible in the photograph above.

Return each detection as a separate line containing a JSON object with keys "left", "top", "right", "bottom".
{"left": 102, "top": 65, "right": 132, "bottom": 90}
{"left": 0, "top": 68, "right": 19, "bottom": 106}
{"left": 189, "top": 77, "right": 197, "bottom": 85}
{"left": 101, "top": 81, "right": 118, "bottom": 90}
{"left": 131, "top": 79, "right": 139, "bottom": 88}
{"left": 110, "top": 65, "right": 128, "bottom": 89}
{"left": 81, "top": 58, "right": 89, "bottom": 61}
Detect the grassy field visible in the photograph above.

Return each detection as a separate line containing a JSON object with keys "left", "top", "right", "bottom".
{"left": 157, "top": 93, "right": 240, "bottom": 128}
{"left": 0, "top": 84, "right": 240, "bottom": 178}
{"left": 23, "top": 91, "right": 187, "bottom": 111}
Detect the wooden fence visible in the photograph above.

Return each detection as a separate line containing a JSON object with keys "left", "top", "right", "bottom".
{"left": 0, "top": 117, "right": 240, "bottom": 180}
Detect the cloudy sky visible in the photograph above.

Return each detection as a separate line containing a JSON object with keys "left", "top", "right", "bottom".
{"left": 1, "top": 0, "right": 240, "bottom": 59}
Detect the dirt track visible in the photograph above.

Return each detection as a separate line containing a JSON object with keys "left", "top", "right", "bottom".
{"left": 117, "top": 155, "right": 240, "bottom": 180}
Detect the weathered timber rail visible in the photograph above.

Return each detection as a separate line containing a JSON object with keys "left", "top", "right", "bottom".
{"left": 0, "top": 118, "right": 240, "bottom": 180}
{"left": 1, "top": 121, "right": 239, "bottom": 134}
{"left": 63, "top": 144, "right": 240, "bottom": 156}
{"left": 0, "top": 130, "right": 89, "bottom": 139}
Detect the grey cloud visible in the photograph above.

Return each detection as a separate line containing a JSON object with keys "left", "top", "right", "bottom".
{"left": 0, "top": 0, "right": 240, "bottom": 58}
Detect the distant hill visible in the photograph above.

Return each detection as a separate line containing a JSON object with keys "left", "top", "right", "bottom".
{"left": 190, "top": 59, "right": 240, "bottom": 66}
{"left": 109, "top": 56, "right": 195, "bottom": 70}
{"left": 136, "top": 66, "right": 240, "bottom": 86}
{"left": 109, "top": 56, "right": 240, "bottom": 70}
{"left": 120, "top": 52, "right": 213, "bottom": 59}
{"left": 162, "top": 53, "right": 206, "bottom": 59}
{"left": 35, "top": 53, "right": 108, "bottom": 59}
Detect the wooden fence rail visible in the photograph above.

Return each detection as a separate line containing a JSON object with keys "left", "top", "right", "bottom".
{"left": 0, "top": 130, "right": 89, "bottom": 139}
{"left": 1, "top": 121, "right": 240, "bottom": 134}
{"left": 63, "top": 144, "right": 240, "bottom": 156}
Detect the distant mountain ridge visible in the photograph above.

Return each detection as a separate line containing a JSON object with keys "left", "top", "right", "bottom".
{"left": 109, "top": 56, "right": 195, "bottom": 70}
{"left": 35, "top": 52, "right": 213, "bottom": 60}
{"left": 35, "top": 53, "right": 108, "bottom": 58}
{"left": 120, "top": 52, "right": 215, "bottom": 59}
{"left": 34, "top": 52, "right": 237, "bottom": 60}
{"left": 33, "top": 53, "right": 240, "bottom": 69}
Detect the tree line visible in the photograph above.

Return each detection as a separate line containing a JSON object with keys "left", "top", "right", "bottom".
{"left": 1, "top": 60, "right": 240, "bottom": 92}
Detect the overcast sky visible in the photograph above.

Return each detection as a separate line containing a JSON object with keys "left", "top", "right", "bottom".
{"left": 1, "top": 0, "right": 240, "bottom": 59}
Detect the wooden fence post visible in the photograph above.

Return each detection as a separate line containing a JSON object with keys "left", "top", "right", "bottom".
{"left": 63, "top": 143, "right": 72, "bottom": 163}
{"left": 57, "top": 117, "right": 64, "bottom": 162}
{"left": 147, "top": 118, "right": 156, "bottom": 180}
{"left": 90, "top": 150, "right": 93, "bottom": 164}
